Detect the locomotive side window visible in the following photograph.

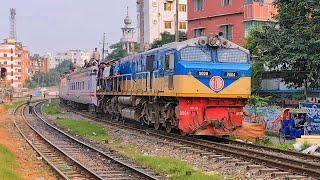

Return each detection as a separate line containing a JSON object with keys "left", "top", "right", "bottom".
{"left": 164, "top": 53, "right": 174, "bottom": 71}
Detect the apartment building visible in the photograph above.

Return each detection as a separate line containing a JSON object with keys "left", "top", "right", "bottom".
{"left": 187, "top": 0, "right": 277, "bottom": 45}
{"left": 0, "top": 38, "right": 30, "bottom": 89}
{"left": 46, "top": 50, "right": 90, "bottom": 69}
{"left": 137, "top": 0, "right": 188, "bottom": 47}
{"left": 29, "top": 54, "right": 49, "bottom": 76}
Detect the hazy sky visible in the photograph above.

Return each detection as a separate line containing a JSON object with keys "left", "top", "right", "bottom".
{"left": 0, "top": 0, "right": 137, "bottom": 55}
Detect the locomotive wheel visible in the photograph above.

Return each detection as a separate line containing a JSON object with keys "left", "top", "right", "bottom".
{"left": 165, "top": 122, "right": 172, "bottom": 133}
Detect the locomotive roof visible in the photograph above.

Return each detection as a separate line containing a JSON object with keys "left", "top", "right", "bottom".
{"left": 117, "top": 36, "right": 249, "bottom": 62}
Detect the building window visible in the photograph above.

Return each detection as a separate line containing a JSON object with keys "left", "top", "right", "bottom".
{"left": 18, "top": 69, "right": 21, "bottom": 72}
{"left": 4, "top": 61, "right": 7, "bottom": 65}
{"left": 18, "top": 76, "right": 21, "bottom": 80}
{"left": 221, "top": 25, "right": 233, "bottom": 40}
{"left": 193, "top": 28, "right": 205, "bottom": 38}
{"left": 18, "top": 84, "right": 22, "bottom": 87}
{"left": 179, "top": 22, "right": 187, "bottom": 30}
{"left": 10, "top": 48, "right": 13, "bottom": 53}
{"left": 4, "top": 54, "right": 7, "bottom": 57}
{"left": 74, "top": 59, "right": 77, "bottom": 63}
{"left": 74, "top": 53, "right": 77, "bottom": 55}
{"left": 11, "top": 79, "right": 13, "bottom": 84}
{"left": 11, "top": 64, "right": 13, "bottom": 69}
{"left": 18, "top": 54, "right": 21, "bottom": 57}
{"left": 194, "top": 0, "right": 204, "bottom": 11}
{"left": 164, "top": 2, "right": 172, "bottom": 11}
{"left": 179, "top": 4, "right": 187, "bottom": 12}
{"left": 11, "top": 56, "right": 13, "bottom": 61}
{"left": 17, "top": 61, "right": 21, "bottom": 65}
{"left": 221, "top": 0, "right": 232, "bottom": 6}
{"left": 164, "top": 21, "right": 172, "bottom": 29}
{"left": 11, "top": 71, "right": 13, "bottom": 76}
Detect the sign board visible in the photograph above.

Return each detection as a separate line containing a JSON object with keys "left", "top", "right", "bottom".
{"left": 299, "top": 103, "right": 320, "bottom": 134}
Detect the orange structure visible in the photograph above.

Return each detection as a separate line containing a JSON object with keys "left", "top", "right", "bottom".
{"left": 187, "top": 0, "right": 277, "bottom": 46}
{"left": 29, "top": 54, "right": 49, "bottom": 77}
{"left": 0, "top": 38, "right": 30, "bottom": 89}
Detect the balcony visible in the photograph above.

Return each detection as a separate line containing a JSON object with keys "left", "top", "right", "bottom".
{"left": 244, "top": 2, "right": 277, "bottom": 21}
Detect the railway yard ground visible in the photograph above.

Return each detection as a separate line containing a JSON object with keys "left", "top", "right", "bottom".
{"left": 0, "top": 97, "right": 56, "bottom": 180}
{"left": 1, "top": 97, "right": 319, "bottom": 180}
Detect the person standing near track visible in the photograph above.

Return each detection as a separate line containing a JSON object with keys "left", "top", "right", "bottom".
{"left": 27, "top": 99, "right": 32, "bottom": 114}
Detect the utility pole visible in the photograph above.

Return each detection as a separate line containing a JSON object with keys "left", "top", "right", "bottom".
{"left": 175, "top": 0, "right": 179, "bottom": 42}
{"left": 139, "top": 0, "right": 145, "bottom": 51}
{"left": 102, "top": 33, "right": 106, "bottom": 61}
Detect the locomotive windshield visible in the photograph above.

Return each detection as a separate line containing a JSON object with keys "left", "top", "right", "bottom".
{"left": 179, "top": 46, "right": 249, "bottom": 64}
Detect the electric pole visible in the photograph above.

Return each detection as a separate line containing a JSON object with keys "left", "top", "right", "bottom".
{"left": 139, "top": 0, "right": 145, "bottom": 51}
{"left": 102, "top": 33, "right": 106, "bottom": 61}
{"left": 175, "top": 0, "right": 179, "bottom": 42}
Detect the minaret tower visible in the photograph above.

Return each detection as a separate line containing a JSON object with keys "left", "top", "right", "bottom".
{"left": 120, "top": 7, "right": 136, "bottom": 54}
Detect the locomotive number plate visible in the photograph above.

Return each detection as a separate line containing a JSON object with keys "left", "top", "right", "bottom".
{"left": 224, "top": 72, "right": 238, "bottom": 77}
{"left": 197, "top": 71, "right": 211, "bottom": 76}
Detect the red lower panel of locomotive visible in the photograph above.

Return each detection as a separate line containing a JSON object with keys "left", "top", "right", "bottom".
{"left": 178, "top": 98, "right": 246, "bottom": 136}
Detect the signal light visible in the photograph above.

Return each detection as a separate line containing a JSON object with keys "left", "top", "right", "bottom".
{"left": 1, "top": 68, "right": 7, "bottom": 79}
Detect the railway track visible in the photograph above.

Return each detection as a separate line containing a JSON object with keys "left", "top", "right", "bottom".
{"left": 14, "top": 100, "right": 161, "bottom": 180}
{"left": 59, "top": 103, "right": 320, "bottom": 179}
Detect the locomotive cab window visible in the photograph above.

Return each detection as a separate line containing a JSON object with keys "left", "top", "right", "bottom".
{"left": 164, "top": 53, "right": 174, "bottom": 71}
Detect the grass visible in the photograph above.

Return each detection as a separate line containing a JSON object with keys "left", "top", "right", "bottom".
{"left": 55, "top": 118, "right": 110, "bottom": 142}
{"left": 55, "top": 119, "right": 225, "bottom": 180}
{"left": 256, "top": 136, "right": 295, "bottom": 151}
{"left": 0, "top": 144, "right": 23, "bottom": 180}
{"left": 4, "top": 100, "right": 27, "bottom": 110}
{"left": 113, "top": 144, "right": 225, "bottom": 180}
{"left": 300, "top": 141, "right": 311, "bottom": 152}
{"left": 42, "top": 101, "right": 61, "bottom": 115}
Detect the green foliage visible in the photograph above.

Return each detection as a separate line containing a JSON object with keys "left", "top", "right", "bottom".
{"left": 300, "top": 141, "right": 311, "bottom": 152}
{"left": 55, "top": 118, "right": 110, "bottom": 142}
{"left": 41, "top": 102, "right": 61, "bottom": 115}
{"left": 0, "top": 144, "right": 23, "bottom": 180}
{"left": 151, "top": 31, "right": 187, "bottom": 49}
{"left": 113, "top": 144, "right": 226, "bottom": 180}
{"left": 25, "top": 79, "right": 38, "bottom": 89}
{"left": 293, "top": 93, "right": 306, "bottom": 101}
{"left": 256, "top": 137, "right": 295, "bottom": 151}
{"left": 107, "top": 42, "right": 128, "bottom": 60}
{"left": 54, "top": 60, "right": 74, "bottom": 74}
{"left": 248, "top": 95, "right": 269, "bottom": 121}
{"left": 245, "top": 0, "right": 320, "bottom": 89}
{"left": 4, "top": 100, "right": 26, "bottom": 110}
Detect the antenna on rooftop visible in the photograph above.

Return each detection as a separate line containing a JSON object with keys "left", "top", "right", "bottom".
{"left": 9, "top": 8, "right": 17, "bottom": 40}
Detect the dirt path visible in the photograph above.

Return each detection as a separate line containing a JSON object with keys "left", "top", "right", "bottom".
{"left": 0, "top": 105, "right": 56, "bottom": 180}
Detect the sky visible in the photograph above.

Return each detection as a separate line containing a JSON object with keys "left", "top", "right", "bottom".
{"left": 0, "top": 0, "right": 137, "bottom": 55}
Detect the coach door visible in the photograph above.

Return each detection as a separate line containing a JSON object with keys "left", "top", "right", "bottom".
{"left": 146, "top": 55, "right": 154, "bottom": 90}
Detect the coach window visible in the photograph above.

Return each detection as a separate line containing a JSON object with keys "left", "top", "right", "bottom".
{"left": 164, "top": 53, "right": 174, "bottom": 71}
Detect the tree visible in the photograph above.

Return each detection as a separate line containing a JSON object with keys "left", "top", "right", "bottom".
{"left": 151, "top": 31, "right": 187, "bottom": 49}
{"left": 246, "top": 0, "right": 320, "bottom": 95}
{"left": 244, "top": 27, "right": 265, "bottom": 92}
{"left": 25, "top": 79, "right": 37, "bottom": 88}
{"left": 248, "top": 95, "right": 270, "bottom": 122}
{"left": 54, "top": 60, "right": 73, "bottom": 73}
{"left": 107, "top": 42, "right": 127, "bottom": 60}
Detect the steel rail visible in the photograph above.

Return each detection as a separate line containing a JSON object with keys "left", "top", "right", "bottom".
{"left": 35, "top": 101, "right": 160, "bottom": 180}
{"left": 71, "top": 106, "right": 320, "bottom": 178}
{"left": 15, "top": 100, "right": 102, "bottom": 179}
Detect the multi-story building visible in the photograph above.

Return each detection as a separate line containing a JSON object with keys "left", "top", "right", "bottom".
{"left": 0, "top": 38, "right": 30, "bottom": 89}
{"left": 29, "top": 54, "right": 49, "bottom": 77}
{"left": 137, "top": 0, "right": 188, "bottom": 47}
{"left": 187, "top": 0, "right": 277, "bottom": 46}
{"left": 46, "top": 50, "right": 90, "bottom": 69}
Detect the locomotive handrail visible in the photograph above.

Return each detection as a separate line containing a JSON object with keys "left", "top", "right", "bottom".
{"left": 152, "top": 70, "right": 161, "bottom": 93}
{"left": 135, "top": 72, "right": 150, "bottom": 93}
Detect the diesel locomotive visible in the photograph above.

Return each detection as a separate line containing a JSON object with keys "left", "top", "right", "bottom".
{"left": 59, "top": 34, "right": 251, "bottom": 137}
